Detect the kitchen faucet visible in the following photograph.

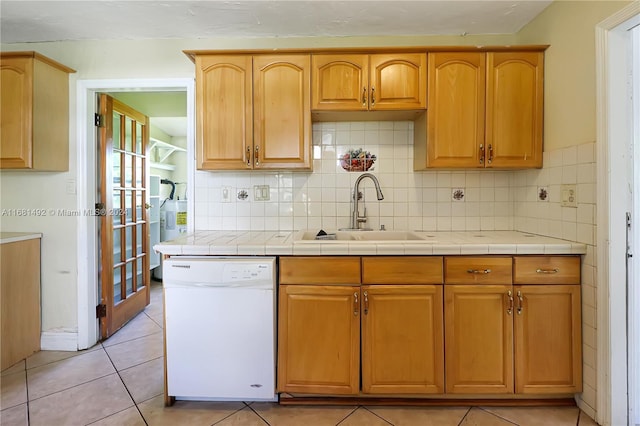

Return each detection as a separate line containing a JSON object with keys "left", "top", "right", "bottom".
{"left": 346, "top": 173, "right": 384, "bottom": 231}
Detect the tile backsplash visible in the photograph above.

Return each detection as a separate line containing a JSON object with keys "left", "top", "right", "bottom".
{"left": 194, "top": 121, "right": 514, "bottom": 232}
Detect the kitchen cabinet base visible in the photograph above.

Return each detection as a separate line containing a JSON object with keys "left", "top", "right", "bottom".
{"left": 278, "top": 393, "right": 577, "bottom": 407}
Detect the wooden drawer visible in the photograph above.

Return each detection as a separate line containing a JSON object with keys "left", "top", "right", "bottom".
{"left": 444, "top": 256, "right": 512, "bottom": 284}
{"left": 362, "top": 256, "right": 443, "bottom": 284}
{"left": 513, "top": 256, "right": 581, "bottom": 285}
{"left": 280, "top": 256, "right": 361, "bottom": 285}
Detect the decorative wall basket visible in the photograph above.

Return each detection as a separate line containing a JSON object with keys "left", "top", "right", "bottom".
{"left": 340, "top": 149, "right": 377, "bottom": 172}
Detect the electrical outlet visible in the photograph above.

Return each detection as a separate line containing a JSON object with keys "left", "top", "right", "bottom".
{"left": 561, "top": 184, "right": 577, "bottom": 207}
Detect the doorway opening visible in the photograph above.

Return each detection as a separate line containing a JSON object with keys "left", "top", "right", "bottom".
{"left": 76, "top": 78, "right": 195, "bottom": 349}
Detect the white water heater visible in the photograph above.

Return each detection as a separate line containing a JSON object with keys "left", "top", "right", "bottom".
{"left": 160, "top": 199, "right": 187, "bottom": 242}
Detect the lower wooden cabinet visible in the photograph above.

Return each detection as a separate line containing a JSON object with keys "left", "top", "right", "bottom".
{"left": 362, "top": 285, "right": 444, "bottom": 394}
{"left": 277, "top": 255, "right": 582, "bottom": 398}
{"left": 444, "top": 285, "right": 514, "bottom": 394}
{"left": 277, "top": 284, "right": 360, "bottom": 394}
{"left": 515, "top": 284, "right": 582, "bottom": 394}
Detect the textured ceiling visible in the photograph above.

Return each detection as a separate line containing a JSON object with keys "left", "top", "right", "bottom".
{"left": 1, "top": 1, "right": 552, "bottom": 43}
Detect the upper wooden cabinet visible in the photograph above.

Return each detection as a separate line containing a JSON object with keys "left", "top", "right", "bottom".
{"left": 195, "top": 54, "right": 311, "bottom": 170}
{"left": 1, "top": 52, "right": 75, "bottom": 171}
{"left": 415, "top": 50, "right": 544, "bottom": 170}
{"left": 312, "top": 53, "right": 427, "bottom": 111}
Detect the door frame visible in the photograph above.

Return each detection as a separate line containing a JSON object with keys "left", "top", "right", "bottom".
{"left": 595, "top": 3, "right": 640, "bottom": 426}
{"left": 76, "top": 78, "right": 195, "bottom": 349}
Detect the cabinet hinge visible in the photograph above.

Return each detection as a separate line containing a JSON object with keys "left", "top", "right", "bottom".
{"left": 95, "top": 202, "right": 106, "bottom": 216}
{"left": 96, "top": 304, "right": 107, "bottom": 318}
{"left": 94, "top": 113, "right": 104, "bottom": 127}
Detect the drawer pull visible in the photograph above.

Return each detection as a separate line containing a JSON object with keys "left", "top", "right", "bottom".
{"left": 536, "top": 268, "right": 559, "bottom": 274}
{"left": 353, "top": 292, "right": 359, "bottom": 316}
{"left": 467, "top": 268, "right": 492, "bottom": 274}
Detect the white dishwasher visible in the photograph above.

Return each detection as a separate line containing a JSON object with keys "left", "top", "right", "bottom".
{"left": 163, "top": 256, "right": 276, "bottom": 401}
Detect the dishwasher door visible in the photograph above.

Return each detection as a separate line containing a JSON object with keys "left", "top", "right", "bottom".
{"left": 164, "top": 257, "right": 276, "bottom": 401}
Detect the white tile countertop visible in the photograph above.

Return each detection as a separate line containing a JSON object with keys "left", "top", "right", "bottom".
{"left": 154, "top": 230, "right": 587, "bottom": 256}
{"left": 0, "top": 232, "right": 43, "bottom": 244}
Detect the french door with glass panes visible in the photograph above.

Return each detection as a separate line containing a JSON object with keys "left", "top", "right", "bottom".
{"left": 98, "top": 94, "right": 150, "bottom": 339}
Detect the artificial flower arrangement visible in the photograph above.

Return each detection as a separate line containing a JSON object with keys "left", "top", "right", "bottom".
{"left": 340, "top": 148, "right": 377, "bottom": 172}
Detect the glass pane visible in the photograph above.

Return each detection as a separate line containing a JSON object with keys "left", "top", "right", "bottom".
{"left": 125, "top": 226, "right": 133, "bottom": 260}
{"left": 136, "top": 156, "right": 143, "bottom": 188}
{"left": 136, "top": 192, "right": 143, "bottom": 223}
{"left": 136, "top": 122, "right": 143, "bottom": 154}
{"left": 112, "top": 152, "right": 121, "bottom": 186}
{"left": 125, "top": 191, "right": 133, "bottom": 223}
{"left": 113, "top": 229, "right": 121, "bottom": 262}
{"left": 112, "top": 113, "right": 121, "bottom": 149}
{"left": 113, "top": 266, "right": 122, "bottom": 303}
{"left": 136, "top": 224, "right": 143, "bottom": 255}
{"left": 126, "top": 262, "right": 134, "bottom": 297}
{"left": 136, "top": 257, "right": 144, "bottom": 290}
{"left": 124, "top": 154, "right": 132, "bottom": 187}
{"left": 112, "top": 191, "right": 121, "bottom": 225}
{"left": 125, "top": 116, "right": 133, "bottom": 152}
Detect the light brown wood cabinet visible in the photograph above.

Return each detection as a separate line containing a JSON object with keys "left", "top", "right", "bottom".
{"left": 444, "top": 256, "right": 582, "bottom": 395}
{"left": 415, "top": 51, "right": 543, "bottom": 170}
{"left": 0, "top": 51, "right": 75, "bottom": 171}
{"left": 278, "top": 256, "right": 444, "bottom": 395}
{"left": 312, "top": 53, "right": 426, "bottom": 111}
{"left": 1, "top": 236, "right": 41, "bottom": 370}
{"left": 194, "top": 54, "right": 311, "bottom": 170}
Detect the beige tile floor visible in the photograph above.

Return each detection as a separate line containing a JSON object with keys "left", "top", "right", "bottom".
{"left": 1, "top": 282, "right": 600, "bottom": 426}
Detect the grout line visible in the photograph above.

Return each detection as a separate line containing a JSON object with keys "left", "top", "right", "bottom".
{"left": 477, "top": 407, "right": 519, "bottom": 425}
{"left": 246, "top": 403, "right": 271, "bottom": 425}
{"left": 101, "top": 346, "right": 149, "bottom": 426}
{"left": 457, "top": 407, "right": 472, "bottom": 426}
{"left": 361, "top": 406, "right": 394, "bottom": 425}
{"left": 211, "top": 405, "right": 259, "bottom": 425}
{"left": 334, "top": 406, "right": 360, "bottom": 425}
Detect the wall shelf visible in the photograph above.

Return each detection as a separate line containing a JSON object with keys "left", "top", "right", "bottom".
{"left": 149, "top": 137, "right": 185, "bottom": 171}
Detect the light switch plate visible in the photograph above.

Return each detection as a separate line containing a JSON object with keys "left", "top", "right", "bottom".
{"left": 561, "top": 184, "right": 577, "bottom": 207}
{"left": 254, "top": 185, "right": 270, "bottom": 201}
{"left": 221, "top": 186, "right": 233, "bottom": 203}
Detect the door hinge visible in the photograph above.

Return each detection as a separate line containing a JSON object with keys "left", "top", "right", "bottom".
{"left": 627, "top": 212, "right": 633, "bottom": 258}
{"left": 94, "top": 113, "right": 104, "bottom": 127}
{"left": 96, "top": 304, "right": 107, "bottom": 318}
{"left": 95, "top": 202, "right": 106, "bottom": 216}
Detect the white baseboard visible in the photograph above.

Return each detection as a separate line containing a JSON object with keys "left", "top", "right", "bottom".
{"left": 576, "top": 395, "right": 597, "bottom": 424}
{"left": 40, "top": 331, "right": 78, "bottom": 351}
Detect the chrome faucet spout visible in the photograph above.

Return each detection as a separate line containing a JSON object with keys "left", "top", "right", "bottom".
{"left": 350, "top": 173, "right": 384, "bottom": 230}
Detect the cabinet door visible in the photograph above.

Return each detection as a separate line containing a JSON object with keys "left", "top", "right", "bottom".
{"left": 514, "top": 285, "right": 582, "bottom": 394}
{"left": 486, "top": 52, "right": 543, "bottom": 168}
{"left": 278, "top": 285, "right": 360, "bottom": 394}
{"left": 369, "top": 53, "right": 427, "bottom": 110}
{"left": 1, "top": 56, "right": 33, "bottom": 168}
{"left": 425, "top": 52, "right": 485, "bottom": 168}
{"left": 445, "top": 285, "right": 514, "bottom": 394}
{"left": 253, "top": 55, "right": 312, "bottom": 169}
{"left": 312, "top": 54, "right": 368, "bottom": 111}
{"left": 362, "top": 285, "right": 444, "bottom": 394}
{"left": 195, "top": 55, "right": 252, "bottom": 170}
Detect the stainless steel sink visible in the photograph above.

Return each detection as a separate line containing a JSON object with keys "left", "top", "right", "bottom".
{"left": 293, "top": 230, "right": 430, "bottom": 242}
